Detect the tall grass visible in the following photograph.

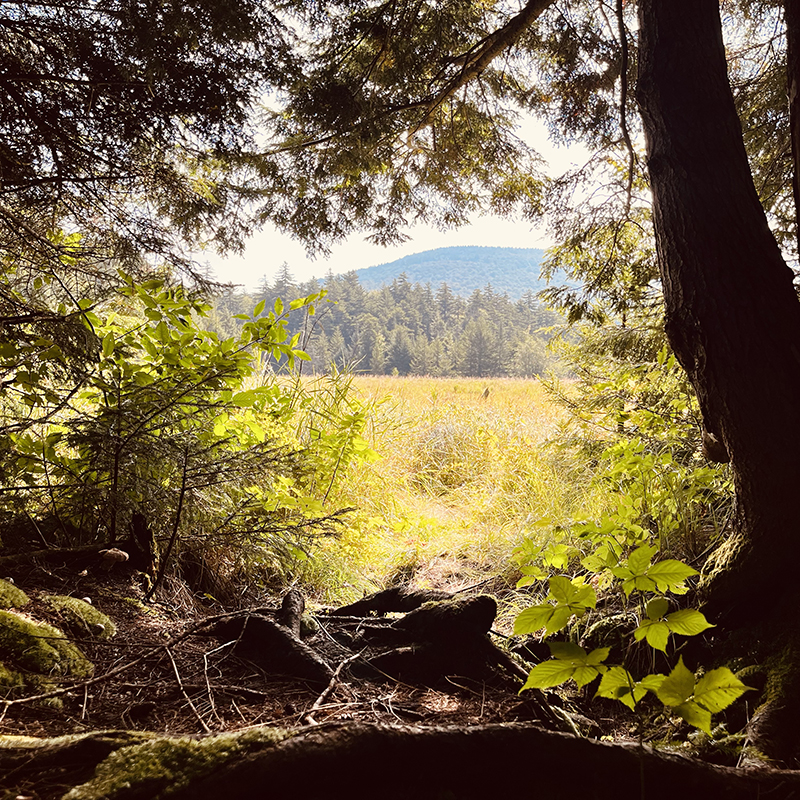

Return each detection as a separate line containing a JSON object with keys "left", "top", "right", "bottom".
{"left": 303, "top": 377, "right": 612, "bottom": 606}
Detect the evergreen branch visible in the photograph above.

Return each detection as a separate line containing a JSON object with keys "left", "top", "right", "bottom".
{"left": 410, "top": 0, "right": 557, "bottom": 134}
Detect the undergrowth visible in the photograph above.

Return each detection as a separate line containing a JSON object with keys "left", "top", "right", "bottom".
{"left": 302, "top": 376, "right": 612, "bottom": 608}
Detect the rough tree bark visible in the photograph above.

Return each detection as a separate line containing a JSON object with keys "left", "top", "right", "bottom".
{"left": 637, "top": 0, "right": 800, "bottom": 763}
{"left": 787, "top": 0, "right": 800, "bottom": 256}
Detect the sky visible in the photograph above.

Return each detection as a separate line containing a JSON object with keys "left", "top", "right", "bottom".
{"left": 203, "top": 119, "right": 588, "bottom": 293}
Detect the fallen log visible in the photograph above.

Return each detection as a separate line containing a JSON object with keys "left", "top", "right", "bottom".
{"left": 392, "top": 595, "right": 496, "bottom": 640}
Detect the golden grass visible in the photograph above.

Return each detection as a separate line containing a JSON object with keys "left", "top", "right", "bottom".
{"left": 305, "top": 377, "right": 611, "bottom": 607}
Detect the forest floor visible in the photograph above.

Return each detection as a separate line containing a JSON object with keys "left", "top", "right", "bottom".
{"left": 0, "top": 561, "right": 597, "bottom": 742}
{"left": 0, "top": 554, "right": 768, "bottom": 800}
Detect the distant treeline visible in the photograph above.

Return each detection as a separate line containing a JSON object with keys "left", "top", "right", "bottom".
{"left": 207, "top": 266, "right": 563, "bottom": 377}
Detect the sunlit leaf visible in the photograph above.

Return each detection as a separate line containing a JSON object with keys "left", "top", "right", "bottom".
{"left": 646, "top": 597, "right": 669, "bottom": 620}
{"left": 520, "top": 660, "right": 577, "bottom": 690}
{"left": 665, "top": 609, "right": 714, "bottom": 637}
{"left": 513, "top": 605, "right": 554, "bottom": 635}
{"left": 693, "top": 668, "right": 751, "bottom": 713}
{"left": 674, "top": 701, "right": 712, "bottom": 735}
{"left": 657, "top": 657, "right": 695, "bottom": 707}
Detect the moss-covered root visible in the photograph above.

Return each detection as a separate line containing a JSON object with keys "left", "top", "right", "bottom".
{"left": 63, "top": 729, "right": 290, "bottom": 800}
{"left": 43, "top": 595, "right": 117, "bottom": 640}
{"left": 0, "top": 577, "right": 29, "bottom": 609}
{"left": 0, "top": 731, "right": 153, "bottom": 798}
{"left": 0, "top": 609, "right": 93, "bottom": 678}
{"left": 744, "top": 645, "right": 800, "bottom": 767}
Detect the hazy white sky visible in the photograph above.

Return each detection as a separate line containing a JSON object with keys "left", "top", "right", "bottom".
{"left": 204, "top": 119, "right": 587, "bottom": 292}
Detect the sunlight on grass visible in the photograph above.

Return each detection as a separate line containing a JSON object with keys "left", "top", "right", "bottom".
{"left": 306, "top": 377, "right": 612, "bottom": 606}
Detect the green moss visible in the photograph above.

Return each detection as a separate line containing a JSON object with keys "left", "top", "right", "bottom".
{"left": 0, "top": 578, "right": 29, "bottom": 609}
{"left": 44, "top": 595, "right": 117, "bottom": 640}
{"left": 64, "top": 728, "right": 290, "bottom": 800}
{"left": 0, "top": 662, "right": 25, "bottom": 691}
{"left": 0, "top": 730, "right": 154, "bottom": 751}
{"left": 0, "top": 609, "right": 93, "bottom": 678}
{"left": 699, "top": 532, "right": 747, "bottom": 588}
{"left": 123, "top": 597, "right": 156, "bottom": 614}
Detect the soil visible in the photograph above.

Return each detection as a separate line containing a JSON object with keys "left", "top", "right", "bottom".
{"left": 0, "top": 560, "right": 593, "bottom": 741}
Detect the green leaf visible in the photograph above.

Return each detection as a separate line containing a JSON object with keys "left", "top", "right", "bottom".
{"left": 213, "top": 414, "right": 229, "bottom": 437}
{"left": 548, "top": 641, "right": 585, "bottom": 659}
{"left": 585, "top": 647, "right": 611, "bottom": 665}
{"left": 101, "top": 332, "right": 115, "bottom": 358}
{"left": 642, "top": 620, "right": 670, "bottom": 652}
{"left": 656, "top": 657, "right": 696, "bottom": 706}
{"left": 647, "top": 559, "right": 698, "bottom": 593}
{"left": 664, "top": 609, "right": 714, "bottom": 637}
{"left": 523, "top": 642, "right": 608, "bottom": 691}
{"left": 640, "top": 674, "right": 666, "bottom": 693}
{"left": 646, "top": 597, "right": 669, "bottom": 620}
{"left": 520, "top": 660, "right": 577, "bottom": 690}
{"left": 132, "top": 371, "right": 155, "bottom": 386}
{"left": 232, "top": 390, "right": 258, "bottom": 407}
{"left": 155, "top": 321, "right": 171, "bottom": 342}
{"left": 247, "top": 420, "right": 266, "bottom": 443}
{"left": 545, "top": 605, "right": 573, "bottom": 634}
{"left": 596, "top": 667, "right": 645, "bottom": 709}
{"left": 548, "top": 576, "right": 574, "bottom": 603}
{"left": 141, "top": 337, "right": 158, "bottom": 358}
{"left": 573, "top": 665, "right": 603, "bottom": 688}
{"left": 627, "top": 544, "right": 657, "bottom": 574}
{"left": 674, "top": 701, "right": 712, "bottom": 735}
{"left": 548, "top": 576, "right": 597, "bottom": 610}
{"left": 514, "top": 605, "right": 554, "bottom": 635}
{"left": 253, "top": 299, "right": 266, "bottom": 317}
{"left": 693, "top": 668, "right": 751, "bottom": 713}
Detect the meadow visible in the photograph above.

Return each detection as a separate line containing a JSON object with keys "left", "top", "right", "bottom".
{"left": 307, "top": 376, "right": 612, "bottom": 620}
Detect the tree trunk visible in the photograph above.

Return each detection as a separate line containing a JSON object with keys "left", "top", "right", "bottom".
{"left": 787, "top": 0, "right": 800, "bottom": 255}
{"left": 637, "top": 0, "right": 800, "bottom": 763}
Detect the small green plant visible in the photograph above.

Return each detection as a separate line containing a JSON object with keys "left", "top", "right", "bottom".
{"left": 513, "top": 347, "right": 744, "bottom": 736}
{"left": 514, "top": 540, "right": 749, "bottom": 734}
{"left": 0, "top": 277, "right": 382, "bottom": 597}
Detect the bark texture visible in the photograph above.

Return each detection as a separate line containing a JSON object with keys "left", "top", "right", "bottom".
{"left": 787, "top": 0, "right": 800, "bottom": 255}
{"left": 638, "top": 0, "right": 800, "bottom": 621}
{"left": 637, "top": 0, "right": 800, "bottom": 763}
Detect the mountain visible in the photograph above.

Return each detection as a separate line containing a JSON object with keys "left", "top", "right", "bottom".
{"left": 354, "top": 245, "right": 553, "bottom": 299}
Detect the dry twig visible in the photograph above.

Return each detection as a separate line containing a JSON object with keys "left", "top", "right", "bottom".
{"left": 166, "top": 647, "right": 211, "bottom": 734}
{"left": 301, "top": 652, "right": 362, "bottom": 725}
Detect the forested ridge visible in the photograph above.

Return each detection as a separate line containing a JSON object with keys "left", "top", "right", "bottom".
{"left": 354, "top": 245, "right": 549, "bottom": 297}
{"left": 210, "top": 265, "right": 563, "bottom": 377}
{"left": 4, "top": 0, "right": 800, "bottom": 797}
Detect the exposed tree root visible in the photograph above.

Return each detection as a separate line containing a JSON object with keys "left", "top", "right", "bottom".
{"left": 4, "top": 723, "right": 800, "bottom": 800}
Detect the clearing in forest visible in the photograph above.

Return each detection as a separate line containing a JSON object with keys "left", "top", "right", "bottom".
{"left": 317, "top": 376, "right": 606, "bottom": 615}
